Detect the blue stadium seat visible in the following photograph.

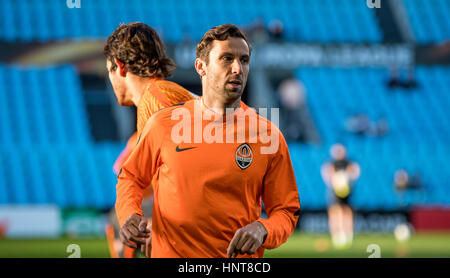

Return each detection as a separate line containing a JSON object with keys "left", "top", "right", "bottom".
{"left": 0, "top": 0, "right": 383, "bottom": 43}
{"left": 0, "top": 63, "right": 123, "bottom": 209}
{"left": 0, "top": 64, "right": 92, "bottom": 145}
{"left": 42, "top": 148, "right": 67, "bottom": 207}
{"left": 289, "top": 66, "right": 450, "bottom": 209}
{"left": 403, "top": 0, "right": 450, "bottom": 43}
{"left": 0, "top": 143, "right": 124, "bottom": 209}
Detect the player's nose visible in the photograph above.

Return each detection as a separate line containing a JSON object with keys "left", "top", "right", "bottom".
{"left": 231, "top": 59, "right": 242, "bottom": 75}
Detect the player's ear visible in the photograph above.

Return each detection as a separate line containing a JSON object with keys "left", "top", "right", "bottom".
{"left": 195, "top": 58, "right": 206, "bottom": 78}
{"left": 114, "top": 57, "right": 127, "bottom": 77}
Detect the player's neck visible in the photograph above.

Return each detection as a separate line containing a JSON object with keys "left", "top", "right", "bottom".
{"left": 202, "top": 94, "right": 241, "bottom": 115}
{"left": 127, "top": 75, "right": 155, "bottom": 106}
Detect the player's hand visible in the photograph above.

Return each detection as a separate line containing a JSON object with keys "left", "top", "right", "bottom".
{"left": 227, "top": 221, "right": 267, "bottom": 258}
{"left": 140, "top": 221, "right": 152, "bottom": 257}
{"left": 119, "top": 213, "right": 150, "bottom": 249}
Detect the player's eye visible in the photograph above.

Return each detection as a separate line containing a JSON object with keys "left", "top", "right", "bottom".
{"left": 222, "top": 56, "right": 233, "bottom": 62}
{"left": 240, "top": 57, "right": 249, "bottom": 64}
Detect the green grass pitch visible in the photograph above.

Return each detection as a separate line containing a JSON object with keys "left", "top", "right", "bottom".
{"left": 0, "top": 232, "right": 449, "bottom": 258}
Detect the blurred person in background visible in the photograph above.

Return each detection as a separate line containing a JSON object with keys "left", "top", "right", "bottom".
{"left": 321, "top": 144, "right": 360, "bottom": 248}
{"left": 394, "top": 169, "right": 422, "bottom": 191}
{"left": 345, "top": 113, "right": 370, "bottom": 136}
{"left": 244, "top": 18, "right": 269, "bottom": 44}
{"left": 345, "top": 113, "right": 388, "bottom": 137}
{"left": 268, "top": 19, "right": 284, "bottom": 41}
{"left": 278, "top": 78, "right": 307, "bottom": 142}
{"left": 103, "top": 22, "right": 196, "bottom": 258}
{"left": 244, "top": 18, "right": 284, "bottom": 44}
{"left": 387, "top": 67, "right": 401, "bottom": 89}
{"left": 387, "top": 66, "right": 419, "bottom": 90}
{"left": 394, "top": 169, "right": 423, "bottom": 208}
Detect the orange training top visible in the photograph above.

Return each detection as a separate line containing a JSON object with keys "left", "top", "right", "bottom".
{"left": 136, "top": 78, "right": 196, "bottom": 136}
{"left": 113, "top": 78, "right": 195, "bottom": 197}
{"left": 115, "top": 98, "right": 300, "bottom": 258}
{"left": 113, "top": 132, "right": 138, "bottom": 175}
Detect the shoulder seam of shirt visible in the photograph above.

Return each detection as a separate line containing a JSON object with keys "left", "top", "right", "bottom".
{"left": 155, "top": 101, "right": 187, "bottom": 113}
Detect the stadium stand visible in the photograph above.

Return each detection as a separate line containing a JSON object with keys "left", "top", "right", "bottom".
{"left": 0, "top": 0, "right": 381, "bottom": 43}
{"left": 403, "top": 0, "right": 450, "bottom": 43}
{"left": 0, "top": 65, "right": 91, "bottom": 145}
{"left": 0, "top": 143, "right": 121, "bottom": 208}
{"left": 0, "top": 64, "right": 122, "bottom": 209}
{"left": 1, "top": 63, "right": 448, "bottom": 211}
{"left": 292, "top": 66, "right": 450, "bottom": 210}
{"left": 0, "top": 0, "right": 448, "bottom": 213}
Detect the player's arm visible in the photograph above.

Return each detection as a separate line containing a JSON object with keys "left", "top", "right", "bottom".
{"left": 321, "top": 162, "right": 333, "bottom": 187}
{"left": 115, "top": 117, "right": 162, "bottom": 247}
{"left": 256, "top": 132, "right": 301, "bottom": 250}
{"left": 348, "top": 162, "right": 361, "bottom": 181}
{"left": 113, "top": 132, "right": 138, "bottom": 175}
{"left": 227, "top": 132, "right": 300, "bottom": 257}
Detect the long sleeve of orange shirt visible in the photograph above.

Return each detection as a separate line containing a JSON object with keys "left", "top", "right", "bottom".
{"left": 256, "top": 140, "right": 300, "bottom": 249}
{"left": 115, "top": 116, "right": 162, "bottom": 224}
{"left": 115, "top": 99, "right": 300, "bottom": 257}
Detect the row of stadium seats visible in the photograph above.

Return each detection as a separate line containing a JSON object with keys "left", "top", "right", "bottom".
{"left": 0, "top": 0, "right": 381, "bottom": 42}
{"left": 1, "top": 0, "right": 448, "bottom": 43}
{"left": 0, "top": 144, "right": 122, "bottom": 209}
{"left": 1, "top": 140, "right": 447, "bottom": 210}
{"left": 0, "top": 64, "right": 121, "bottom": 210}
{"left": 403, "top": 0, "right": 450, "bottom": 43}
{"left": 291, "top": 142, "right": 450, "bottom": 210}
{"left": 297, "top": 66, "right": 450, "bottom": 145}
{"left": 0, "top": 64, "right": 92, "bottom": 145}
{"left": 1, "top": 64, "right": 449, "bottom": 210}
{"left": 293, "top": 66, "right": 450, "bottom": 209}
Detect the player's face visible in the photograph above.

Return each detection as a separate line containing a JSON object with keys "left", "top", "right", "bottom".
{"left": 205, "top": 37, "right": 250, "bottom": 100}
{"left": 331, "top": 144, "right": 347, "bottom": 160}
{"left": 106, "top": 59, "right": 133, "bottom": 106}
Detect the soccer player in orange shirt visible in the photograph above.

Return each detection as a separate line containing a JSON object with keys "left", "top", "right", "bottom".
{"left": 116, "top": 24, "right": 300, "bottom": 258}
{"left": 103, "top": 22, "right": 196, "bottom": 258}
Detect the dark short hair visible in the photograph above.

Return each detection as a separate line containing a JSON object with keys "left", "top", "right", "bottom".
{"left": 196, "top": 24, "right": 252, "bottom": 64}
{"left": 104, "top": 22, "right": 175, "bottom": 78}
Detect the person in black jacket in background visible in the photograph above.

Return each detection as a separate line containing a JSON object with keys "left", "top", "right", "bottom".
{"left": 321, "top": 144, "right": 360, "bottom": 248}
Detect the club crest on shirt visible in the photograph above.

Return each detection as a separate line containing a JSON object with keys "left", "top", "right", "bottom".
{"left": 235, "top": 143, "right": 253, "bottom": 170}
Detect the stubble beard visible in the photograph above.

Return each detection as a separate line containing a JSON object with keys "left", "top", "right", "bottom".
{"left": 223, "top": 80, "right": 245, "bottom": 100}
